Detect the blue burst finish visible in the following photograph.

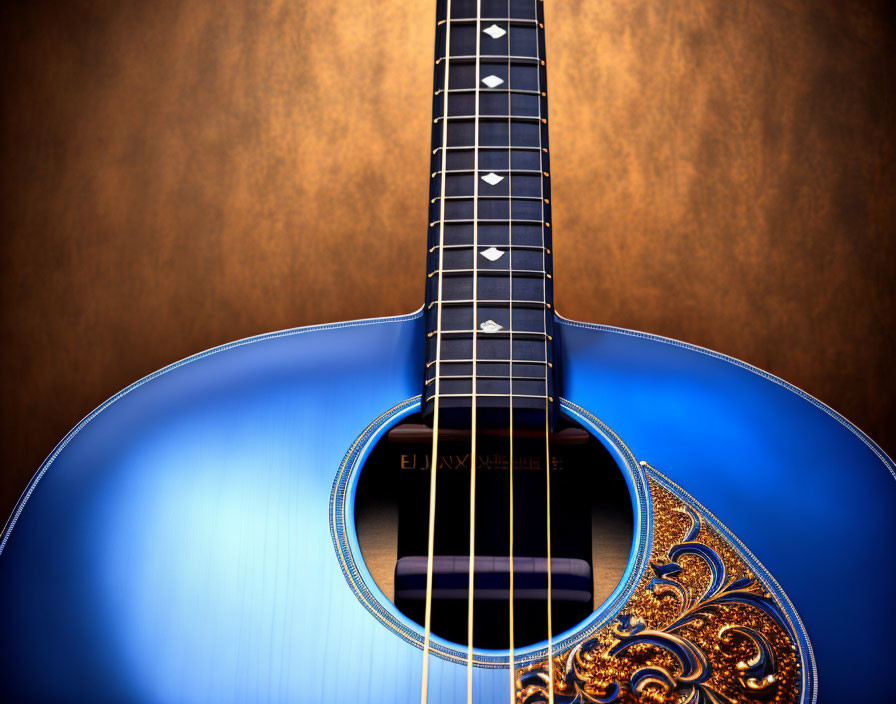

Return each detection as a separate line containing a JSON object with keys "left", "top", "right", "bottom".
{"left": 1, "top": 311, "right": 893, "bottom": 702}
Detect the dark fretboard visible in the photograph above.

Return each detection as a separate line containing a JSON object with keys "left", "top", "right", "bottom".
{"left": 422, "top": 0, "right": 557, "bottom": 430}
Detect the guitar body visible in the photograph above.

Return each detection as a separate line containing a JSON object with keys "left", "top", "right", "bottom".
{"left": 0, "top": 310, "right": 892, "bottom": 703}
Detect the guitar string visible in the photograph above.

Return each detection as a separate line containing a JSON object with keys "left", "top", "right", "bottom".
{"left": 506, "top": 0, "right": 516, "bottom": 701}
{"left": 536, "top": 1, "right": 555, "bottom": 698}
{"left": 544, "top": 403, "right": 554, "bottom": 704}
{"left": 424, "top": 6, "right": 545, "bottom": 702}
{"left": 420, "top": 0, "right": 452, "bottom": 700}
{"left": 466, "top": 2, "right": 482, "bottom": 702}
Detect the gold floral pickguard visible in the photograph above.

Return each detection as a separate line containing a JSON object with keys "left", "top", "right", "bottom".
{"left": 516, "top": 475, "right": 805, "bottom": 704}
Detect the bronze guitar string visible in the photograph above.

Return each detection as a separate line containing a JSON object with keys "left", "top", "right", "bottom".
{"left": 465, "top": 2, "right": 483, "bottom": 702}
{"left": 507, "top": 0, "right": 516, "bottom": 700}
{"left": 419, "top": 0, "right": 453, "bottom": 700}
{"left": 537, "top": 3, "right": 554, "bottom": 699}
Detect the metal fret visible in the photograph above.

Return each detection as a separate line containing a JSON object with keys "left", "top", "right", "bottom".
{"left": 425, "top": 394, "right": 550, "bottom": 401}
{"left": 439, "top": 55, "right": 540, "bottom": 62}
{"left": 437, "top": 168, "right": 542, "bottom": 175}
{"left": 435, "top": 115, "right": 542, "bottom": 123}
{"left": 428, "top": 358, "right": 549, "bottom": 366}
{"left": 432, "top": 298, "right": 547, "bottom": 306}
{"left": 432, "top": 268, "right": 546, "bottom": 276}
{"left": 431, "top": 219, "right": 543, "bottom": 227}
{"left": 433, "top": 145, "right": 542, "bottom": 152}
{"left": 439, "top": 195, "right": 543, "bottom": 200}
{"left": 435, "top": 329, "right": 549, "bottom": 336}
{"left": 431, "top": 243, "right": 548, "bottom": 251}
{"left": 445, "top": 18, "right": 538, "bottom": 24}
{"left": 441, "top": 88, "right": 541, "bottom": 95}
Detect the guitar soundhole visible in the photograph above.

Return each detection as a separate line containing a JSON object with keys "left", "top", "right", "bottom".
{"left": 354, "top": 414, "right": 633, "bottom": 650}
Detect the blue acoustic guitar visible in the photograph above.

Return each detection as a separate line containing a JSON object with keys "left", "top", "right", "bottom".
{"left": 1, "top": 2, "right": 892, "bottom": 703}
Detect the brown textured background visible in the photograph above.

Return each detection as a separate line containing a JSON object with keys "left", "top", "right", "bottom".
{"left": 1, "top": 0, "right": 894, "bottom": 519}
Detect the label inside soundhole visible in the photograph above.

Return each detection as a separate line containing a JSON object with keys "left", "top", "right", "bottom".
{"left": 353, "top": 415, "right": 634, "bottom": 650}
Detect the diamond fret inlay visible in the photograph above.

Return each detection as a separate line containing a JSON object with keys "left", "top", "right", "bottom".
{"left": 480, "top": 320, "right": 503, "bottom": 333}
{"left": 480, "top": 247, "right": 505, "bottom": 261}
{"left": 481, "top": 172, "right": 504, "bottom": 186}
{"left": 483, "top": 24, "right": 506, "bottom": 39}
{"left": 481, "top": 75, "right": 504, "bottom": 88}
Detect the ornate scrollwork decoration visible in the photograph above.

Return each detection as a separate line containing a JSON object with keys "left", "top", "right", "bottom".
{"left": 517, "top": 478, "right": 803, "bottom": 704}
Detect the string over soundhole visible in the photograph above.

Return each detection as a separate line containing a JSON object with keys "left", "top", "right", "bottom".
{"left": 353, "top": 416, "right": 634, "bottom": 650}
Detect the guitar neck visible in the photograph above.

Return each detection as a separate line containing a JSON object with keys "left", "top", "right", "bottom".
{"left": 422, "top": 0, "right": 557, "bottom": 430}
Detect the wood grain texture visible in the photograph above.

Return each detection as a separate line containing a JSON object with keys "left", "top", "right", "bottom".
{"left": 1, "top": 0, "right": 894, "bottom": 519}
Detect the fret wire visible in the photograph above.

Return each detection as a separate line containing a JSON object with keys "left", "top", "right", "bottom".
{"left": 426, "top": 393, "right": 550, "bottom": 400}
{"left": 431, "top": 244, "right": 549, "bottom": 251}
{"left": 431, "top": 268, "right": 547, "bottom": 275}
{"left": 446, "top": 17, "right": 538, "bottom": 24}
{"left": 435, "top": 330, "right": 549, "bottom": 337}
{"left": 443, "top": 88, "right": 541, "bottom": 95}
{"left": 434, "top": 218, "right": 544, "bottom": 224}
{"left": 429, "top": 358, "right": 550, "bottom": 365}
{"left": 438, "top": 168, "right": 542, "bottom": 174}
{"left": 434, "top": 145, "right": 542, "bottom": 151}
{"left": 430, "top": 378, "right": 548, "bottom": 385}
{"left": 435, "top": 115, "right": 542, "bottom": 123}
{"left": 435, "top": 301, "right": 547, "bottom": 309}
{"left": 439, "top": 195, "right": 543, "bottom": 201}
{"left": 436, "top": 297, "right": 546, "bottom": 304}
{"left": 429, "top": 373, "right": 548, "bottom": 380}
{"left": 439, "top": 55, "right": 540, "bottom": 63}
